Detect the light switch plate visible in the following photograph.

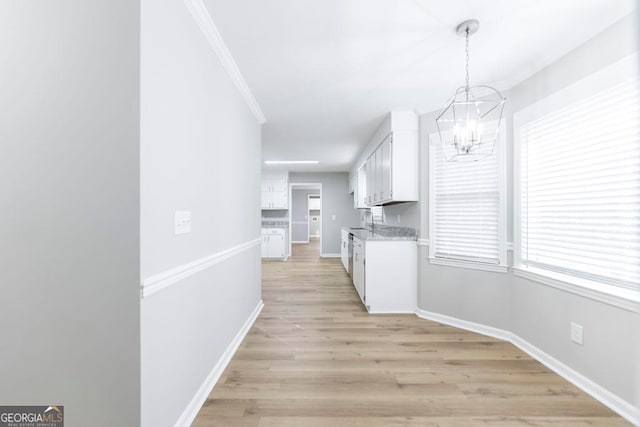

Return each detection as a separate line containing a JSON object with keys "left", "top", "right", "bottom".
{"left": 570, "top": 322, "right": 583, "bottom": 345}
{"left": 175, "top": 211, "right": 192, "bottom": 235}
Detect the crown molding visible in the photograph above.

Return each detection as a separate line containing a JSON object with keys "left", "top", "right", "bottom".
{"left": 184, "top": 0, "right": 267, "bottom": 124}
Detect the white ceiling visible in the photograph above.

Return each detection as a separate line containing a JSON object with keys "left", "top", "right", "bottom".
{"left": 204, "top": 0, "right": 636, "bottom": 172}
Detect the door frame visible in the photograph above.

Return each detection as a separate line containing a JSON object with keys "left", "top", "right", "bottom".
{"left": 289, "top": 183, "right": 322, "bottom": 257}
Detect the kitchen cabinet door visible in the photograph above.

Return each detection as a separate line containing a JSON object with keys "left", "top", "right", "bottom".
{"left": 365, "top": 156, "right": 373, "bottom": 206}
{"left": 261, "top": 235, "right": 269, "bottom": 258}
{"left": 375, "top": 145, "right": 383, "bottom": 205}
{"left": 353, "top": 239, "right": 365, "bottom": 303}
{"left": 380, "top": 136, "right": 392, "bottom": 203}
{"left": 261, "top": 191, "right": 272, "bottom": 209}
{"left": 356, "top": 166, "right": 367, "bottom": 208}
{"left": 271, "top": 178, "right": 288, "bottom": 192}
{"left": 270, "top": 190, "right": 288, "bottom": 209}
{"left": 353, "top": 182, "right": 358, "bottom": 209}
{"left": 341, "top": 237, "right": 349, "bottom": 271}
{"left": 261, "top": 172, "right": 289, "bottom": 210}
{"left": 267, "top": 233, "right": 285, "bottom": 258}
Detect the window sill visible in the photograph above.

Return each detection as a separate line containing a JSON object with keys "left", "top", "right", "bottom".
{"left": 428, "top": 257, "right": 509, "bottom": 273}
{"left": 513, "top": 266, "right": 640, "bottom": 312}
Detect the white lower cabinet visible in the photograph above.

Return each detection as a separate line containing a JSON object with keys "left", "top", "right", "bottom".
{"left": 352, "top": 237, "right": 365, "bottom": 304}
{"left": 341, "top": 229, "right": 349, "bottom": 272}
{"left": 261, "top": 235, "right": 269, "bottom": 258}
{"left": 353, "top": 239, "right": 416, "bottom": 313}
{"left": 261, "top": 228, "right": 286, "bottom": 259}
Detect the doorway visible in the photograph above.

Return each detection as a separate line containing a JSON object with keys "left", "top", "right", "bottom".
{"left": 289, "top": 183, "right": 322, "bottom": 258}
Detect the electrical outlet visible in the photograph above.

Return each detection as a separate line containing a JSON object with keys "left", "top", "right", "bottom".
{"left": 175, "top": 211, "right": 192, "bottom": 235}
{"left": 397, "top": 214, "right": 401, "bottom": 223}
{"left": 570, "top": 322, "right": 583, "bottom": 345}
{"left": 331, "top": 214, "right": 336, "bottom": 221}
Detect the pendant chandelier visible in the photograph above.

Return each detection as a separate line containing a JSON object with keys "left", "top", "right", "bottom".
{"left": 436, "top": 19, "right": 505, "bottom": 162}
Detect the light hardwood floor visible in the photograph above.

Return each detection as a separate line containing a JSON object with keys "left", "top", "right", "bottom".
{"left": 193, "top": 238, "right": 628, "bottom": 426}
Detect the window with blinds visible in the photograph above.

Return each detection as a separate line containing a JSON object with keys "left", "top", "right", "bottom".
{"left": 429, "top": 130, "right": 505, "bottom": 265}
{"left": 516, "top": 56, "right": 640, "bottom": 292}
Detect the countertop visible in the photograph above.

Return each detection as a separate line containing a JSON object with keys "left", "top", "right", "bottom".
{"left": 342, "top": 225, "right": 417, "bottom": 241}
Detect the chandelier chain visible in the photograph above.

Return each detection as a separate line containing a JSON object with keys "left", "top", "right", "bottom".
{"left": 465, "top": 27, "right": 470, "bottom": 90}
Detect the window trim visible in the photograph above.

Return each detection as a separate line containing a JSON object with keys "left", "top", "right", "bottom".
{"left": 428, "top": 127, "right": 507, "bottom": 270}
{"left": 513, "top": 52, "right": 640, "bottom": 310}
{"left": 429, "top": 257, "right": 509, "bottom": 273}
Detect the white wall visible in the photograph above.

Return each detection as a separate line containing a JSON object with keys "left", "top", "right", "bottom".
{"left": 140, "top": 0, "right": 262, "bottom": 425}
{"left": 289, "top": 173, "right": 360, "bottom": 255}
{"left": 381, "top": 203, "right": 420, "bottom": 230}
{"left": 418, "top": 13, "right": 639, "bottom": 420}
{"left": 0, "top": 1, "right": 141, "bottom": 425}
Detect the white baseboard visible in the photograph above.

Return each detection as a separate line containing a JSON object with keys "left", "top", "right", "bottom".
{"left": 508, "top": 334, "right": 639, "bottom": 426}
{"left": 175, "top": 300, "right": 264, "bottom": 427}
{"left": 368, "top": 309, "right": 418, "bottom": 315}
{"left": 292, "top": 240, "right": 309, "bottom": 244}
{"left": 415, "top": 308, "right": 639, "bottom": 425}
{"left": 321, "top": 253, "right": 341, "bottom": 258}
{"left": 415, "top": 309, "right": 511, "bottom": 342}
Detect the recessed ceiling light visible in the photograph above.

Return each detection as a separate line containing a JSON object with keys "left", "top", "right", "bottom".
{"left": 264, "top": 160, "right": 319, "bottom": 165}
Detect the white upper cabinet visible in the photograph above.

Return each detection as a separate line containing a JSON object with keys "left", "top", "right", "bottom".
{"left": 348, "top": 173, "right": 356, "bottom": 194}
{"left": 359, "top": 112, "right": 418, "bottom": 206}
{"left": 353, "top": 165, "right": 367, "bottom": 209}
{"left": 262, "top": 171, "right": 289, "bottom": 210}
{"left": 380, "top": 136, "right": 392, "bottom": 202}
{"left": 374, "top": 146, "right": 382, "bottom": 204}
{"left": 366, "top": 154, "right": 373, "bottom": 204}
{"left": 308, "top": 197, "right": 321, "bottom": 210}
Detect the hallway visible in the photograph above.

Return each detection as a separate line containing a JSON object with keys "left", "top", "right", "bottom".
{"left": 193, "top": 239, "right": 626, "bottom": 426}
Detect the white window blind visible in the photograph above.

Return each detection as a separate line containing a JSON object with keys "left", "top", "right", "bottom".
{"left": 429, "top": 131, "right": 504, "bottom": 264}
{"left": 518, "top": 66, "right": 640, "bottom": 291}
